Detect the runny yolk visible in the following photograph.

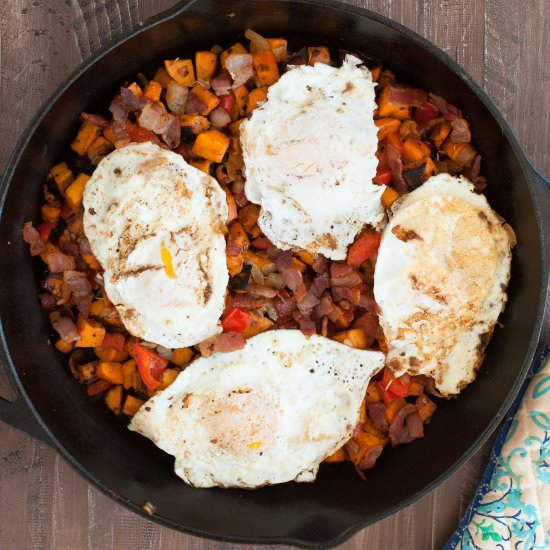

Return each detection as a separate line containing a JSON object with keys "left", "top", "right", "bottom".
{"left": 248, "top": 441, "right": 262, "bottom": 450}
{"left": 161, "top": 243, "right": 177, "bottom": 279}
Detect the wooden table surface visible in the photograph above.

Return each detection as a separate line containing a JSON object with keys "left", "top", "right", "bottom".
{"left": 1, "top": 1, "right": 548, "bottom": 549}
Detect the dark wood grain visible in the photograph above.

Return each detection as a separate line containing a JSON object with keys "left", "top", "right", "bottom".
{"left": 0, "top": 1, "right": 548, "bottom": 549}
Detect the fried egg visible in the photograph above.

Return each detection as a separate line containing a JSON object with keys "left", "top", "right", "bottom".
{"left": 241, "top": 55, "right": 383, "bottom": 260}
{"left": 374, "top": 174, "right": 515, "bottom": 396}
{"left": 83, "top": 142, "right": 228, "bottom": 349}
{"left": 129, "top": 330, "right": 385, "bottom": 488}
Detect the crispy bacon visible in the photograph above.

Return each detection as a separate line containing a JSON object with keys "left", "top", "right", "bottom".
{"left": 247, "top": 284, "right": 278, "bottom": 298}
{"left": 46, "top": 252, "right": 76, "bottom": 273}
{"left": 296, "top": 290, "right": 320, "bottom": 314}
{"left": 428, "top": 93, "right": 463, "bottom": 119}
{"left": 215, "top": 331, "right": 246, "bottom": 352}
{"left": 281, "top": 268, "right": 303, "bottom": 292}
{"left": 449, "top": 118, "right": 471, "bottom": 143}
{"left": 274, "top": 290, "right": 296, "bottom": 319}
{"left": 81, "top": 112, "right": 110, "bottom": 128}
{"left": 331, "top": 285, "right": 361, "bottom": 306}
{"left": 312, "top": 255, "right": 328, "bottom": 274}
{"left": 386, "top": 84, "right": 428, "bottom": 108}
{"left": 367, "top": 402, "right": 389, "bottom": 432}
{"left": 310, "top": 273, "right": 329, "bottom": 297}
{"left": 274, "top": 250, "right": 293, "bottom": 270}
{"left": 49, "top": 311, "right": 79, "bottom": 342}
{"left": 63, "top": 270, "right": 92, "bottom": 297}
{"left": 225, "top": 54, "right": 254, "bottom": 87}
{"left": 39, "top": 292, "right": 56, "bottom": 309}
{"left": 358, "top": 444, "right": 384, "bottom": 470}
{"left": 22, "top": 222, "right": 46, "bottom": 256}
{"left": 210, "top": 72, "right": 233, "bottom": 96}
{"left": 389, "top": 404, "right": 424, "bottom": 445}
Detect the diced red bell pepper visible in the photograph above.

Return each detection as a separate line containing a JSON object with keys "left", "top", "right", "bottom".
{"left": 414, "top": 101, "right": 439, "bottom": 125}
{"left": 37, "top": 221, "right": 52, "bottom": 242}
{"left": 219, "top": 93, "right": 235, "bottom": 114}
{"left": 222, "top": 306, "right": 251, "bottom": 333}
{"left": 377, "top": 381, "right": 399, "bottom": 404}
{"left": 251, "top": 237, "right": 273, "bottom": 250}
{"left": 346, "top": 232, "right": 382, "bottom": 267}
{"left": 86, "top": 379, "right": 112, "bottom": 396}
{"left": 373, "top": 168, "right": 393, "bottom": 185}
{"left": 134, "top": 342, "right": 168, "bottom": 392}
{"left": 381, "top": 367, "right": 411, "bottom": 397}
{"left": 100, "top": 332, "right": 126, "bottom": 352}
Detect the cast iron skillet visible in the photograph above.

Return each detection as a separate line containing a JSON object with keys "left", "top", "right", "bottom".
{"left": 0, "top": 0, "right": 548, "bottom": 547}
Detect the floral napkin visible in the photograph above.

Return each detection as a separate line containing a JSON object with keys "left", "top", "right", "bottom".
{"left": 445, "top": 349, "right": 550, "bottom": 549}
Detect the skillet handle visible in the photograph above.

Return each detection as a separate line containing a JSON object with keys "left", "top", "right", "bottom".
{"left": 0, "top": 346, "right": 50, "bottom": 443}
{"left": 528, "top": 165, "right": 550, "bottom": 354}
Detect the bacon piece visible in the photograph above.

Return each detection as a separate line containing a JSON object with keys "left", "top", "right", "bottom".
{"left": 46, "top": 252, "right": 76, "bottom": 273}
{"left": 281, "top": 268, "right": 303, "bottom": 292}
{"left": 49, "top": 311, "right": 79, "bottom": 343}
{"left": 449, "top": 118, "right": 471, "bottom": 143}
{"left": 63, "top": 270, "right": 92, "bottom": 297}
{"left": 386, "top": 84, "right": 428, "bottom": 107}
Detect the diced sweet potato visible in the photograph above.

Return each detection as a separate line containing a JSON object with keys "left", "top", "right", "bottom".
{"left": 266, "top": 38, "right": 288, "bottom": 61}
{"left": 152, "top": 67, "right": 173, "bottom": 89}
{"left": 365, "top": 380, "right": 382, "bottom": 404}
{"left": 71, "top": 121, "right": 102, "bottom": 156}
{"left": 180, "top": 114, "right": 210, "bottom": 138}
{"left": 430, "top": 121, "right": 452, "bottom": 149}
{"left": 417, "top": 395, "right": 437, "bottom": 422}
{"left": 96, "top": 362, "right": 124, "bottom": 385}
{"left": 122, "top": 359, "right": 137, "bottom": 390}
{"left": 229, "top": 119, "right": 244, "bottom": 136}
{"left": 144, "top": 80, "right": 162, "bottom": 102}
{"left": 65, "top": 173, "right": 90, "bottom": 211}
{"left": 105, "top": 385, "right": 122, "bottom": 414}
{"left": 325, "top": 447, "right": 346, "bottom": 463}
{"left": 242, "top": 311, "right": 274, "bottom": 339}
{"left": 381, "top": 186, "right": 400, "bottom": 209}
{"left": 378, "top": 86, "right": 411, "bottom": 120}
{"left": 94, "top": 346, "right": 128, "bottom": 363}
{"left": 402, "top": 138, "right": 431, "bottom": 166}
{"left": 442, "top": 141, "right": 477, "bottom": 166}
{"left": 48, "top": 162, "right": 73, "bottom": 195}
{"left": 195, "top": 51, "right": 218, "bottom": 81}
{"left": 247, "top": 87, "right": 268, "bottom": 114}
{"left": 192, "top": 129, "right": 230, "bottom": 162}
{"left": 252, "top": 50, "right": 280, "bottom": 86}
{"left": 333, "top": 328, "right": 368, "bottom": 350}
{"left": 55, "top": 339, "right": 74, "bottom": 354}
{"left": 171, "top": 347, "right": 193, "bottom": 367}
{"left": 164, "top": 59, "right": 195, "bottom": 86}
{"left": 296, "top": 249, "right": 314, "bottom": 265}
{"left": 122, "top": 395, "right": 144, "bottom": 416}
{"left": 158, "top": 368, "right": 179, "bottom": 390}
{"left": 189, "top": 159, "right": 211, "bottom": 174}
{"left": 375, "top": 118, "right": 401, "bottom": 141}
{"left": 226, "top": 221, "right": 249, "bottom": 276}
{"left": 76, "top": 315, "right": 106, "bottom": 348}
{"left": 233, "top": 86, "right": 249, "bottom": 120}
{"left": 307, "top": 46, "right": 331, "bottom": 65}
{"left": 188, "top": 85, "right": 219, "bottom": 115}
{"left": 41, "top": 204, "right": 61, "bottom": 225}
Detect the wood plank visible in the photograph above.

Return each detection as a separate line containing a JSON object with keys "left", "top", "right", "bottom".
{"left": 0, "top": 1, "right": 547, "bottom": 549}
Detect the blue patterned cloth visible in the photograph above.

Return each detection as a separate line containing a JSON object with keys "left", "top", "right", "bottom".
{"left": 445, "top": 350, "right": 550, "bottom": 549}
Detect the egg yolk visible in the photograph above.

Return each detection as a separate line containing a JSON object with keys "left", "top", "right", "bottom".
{"left": 161, "top": 243, "right": 177, "bottom": 279}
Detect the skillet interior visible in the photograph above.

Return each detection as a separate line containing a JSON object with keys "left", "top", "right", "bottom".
{"left": 0, "top": 0, "right": 544, "bottom": 546}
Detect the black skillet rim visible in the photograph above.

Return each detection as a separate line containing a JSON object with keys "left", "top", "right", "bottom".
{"left": 0, "top": 0, "right": 547, "bottom": 547}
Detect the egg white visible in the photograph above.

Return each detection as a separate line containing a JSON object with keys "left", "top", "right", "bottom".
{"left": 83, "top": 142, "right": 229, "bottom": 348}
{"left": 374, "top": 174, "right": 515, "bottom": 396}
{"left": 129, "top": 330, "right": 385, "bottom": 488}
{"left": 241, "top": 55, "right": 384, "bottom": 260}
